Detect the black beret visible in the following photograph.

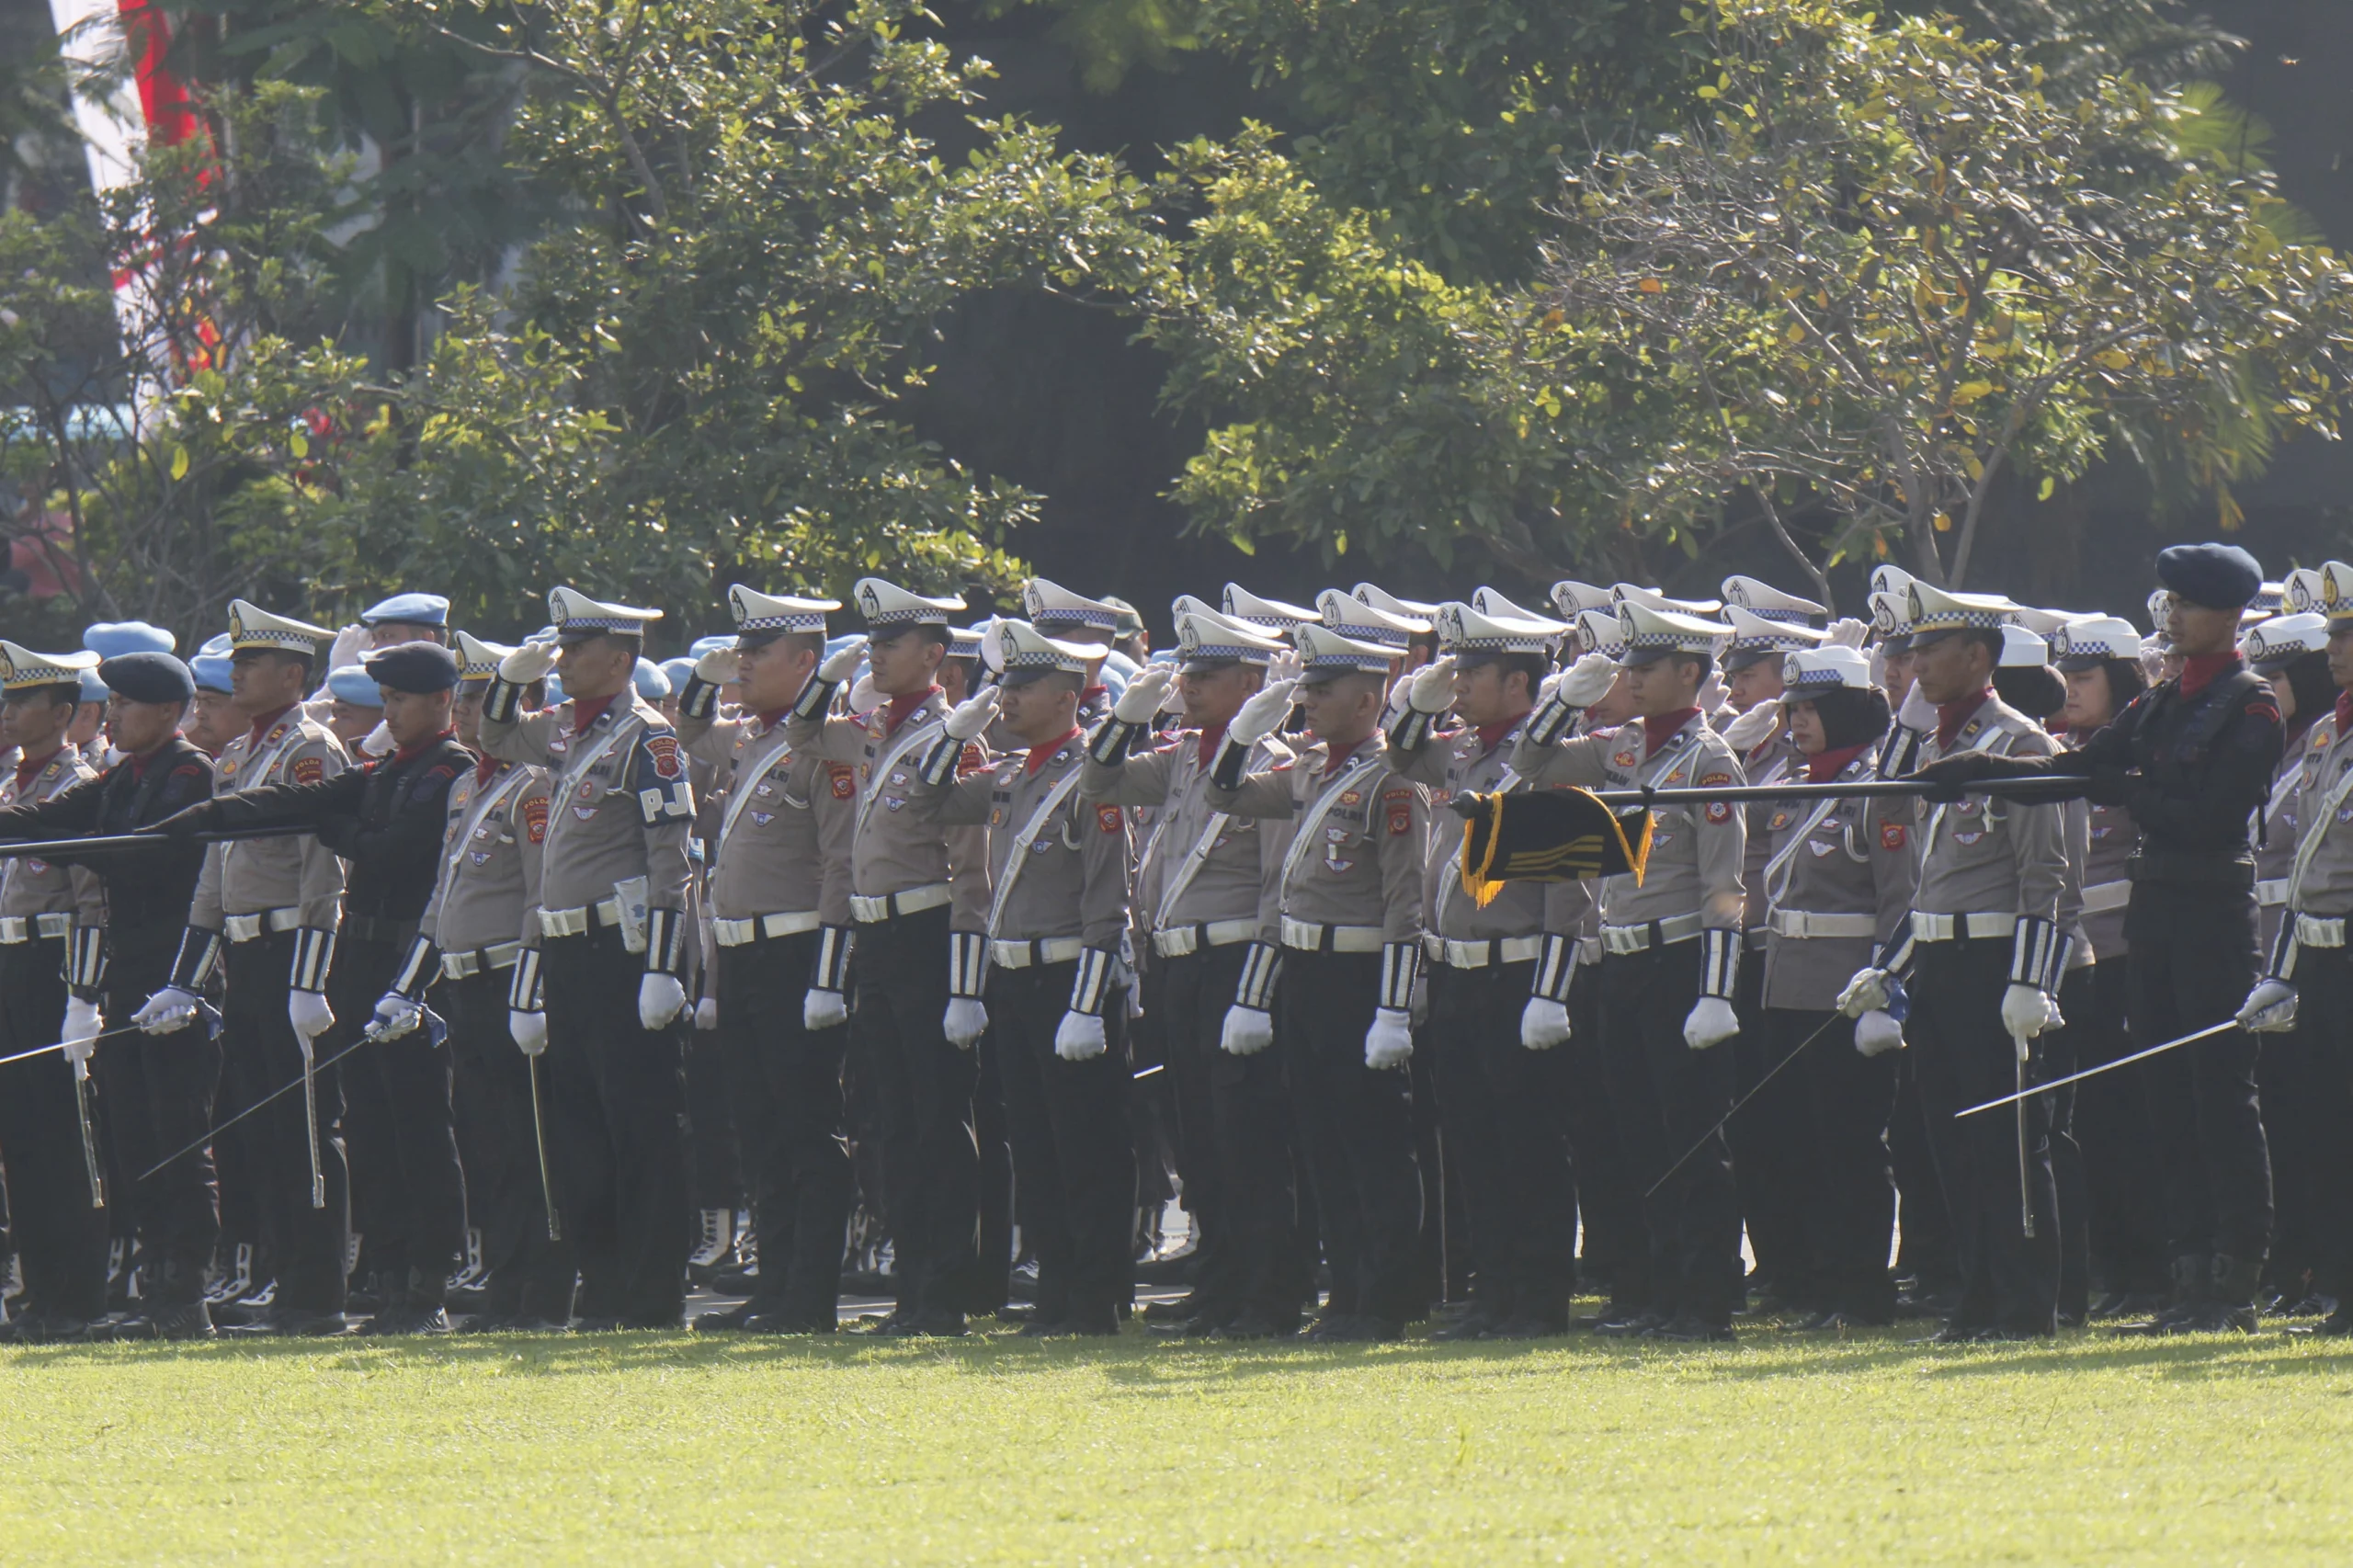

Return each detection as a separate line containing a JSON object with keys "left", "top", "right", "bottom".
{"left": 362, "top": 642, "right": 460, "bottom": 695}
{"left": 97, "top": 651, "right": 195, "bottom": 704}
{"left": 2156, "top": 542, "right": 2264, "bottom": 609}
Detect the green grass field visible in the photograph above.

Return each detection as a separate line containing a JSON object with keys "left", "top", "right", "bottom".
{"left": 5, "top": 1312, "right": 2349, "bottom": 1564}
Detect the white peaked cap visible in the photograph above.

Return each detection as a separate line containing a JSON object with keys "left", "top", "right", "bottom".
{"left": 547, "top": 585, "right": 661, "bottom": 636}
{"left": 1222, "top": 584, "right": 1318, "bottom": 629}
{"left": 1721, "top": 574, "right": 1825, "bottom": 624}
{"left": 226, "top": 599, "right": 334, "bottom": 653}
{"left": 727, "top": 585, "right": 839, "bottom": 635}
{"left": 1781, "top": 645, "right": 1872, "bottom": 693}
{"left": 1317, "top": 587, "right": 1427, "bottom": 648}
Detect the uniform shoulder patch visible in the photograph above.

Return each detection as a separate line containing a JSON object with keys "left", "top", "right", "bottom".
{"left": 645, "top": 733, "right": 683, "bottom": 779}
{"left": 827, "top": 761, "right": 856, "bottom": 800}
{"left": 1097, "top": 803, "right": 1122, "bottom": 835}
{"left": 522, "top": 794, "right": 549, "bottom": 844}
{"left": 1881, "top": 819, "right": 1907, "bottom": 851}
{"left": 1698, "top": 770, "right": 1733, "bottom": 788}
{"left": 291, "top": 755, "right": 324, "bottom": 785}
{"left": 1381, "top": 786, "right": 1413, "bottom": 803}
{"left": 1704, "top": 800, "right": 1733, "bottom": 824}
{"left": 1386, "top": 799, "right": 1414, "bottom": 835}
{"left": 958, "top": 741, "right": 986, "bottom": 778}
{"left": 2246, "top": 697, "right": 2280, "bottom": 727}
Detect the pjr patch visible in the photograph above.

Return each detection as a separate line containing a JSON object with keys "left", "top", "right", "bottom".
{"left": 1880, "top": 820, "right": 1907, "bottom": 852}
{"left": 1097, "top": 804, "right": 1123, "bottom": 835}
{"left": 522, "top": 796, "right": 549, "bottom": 844}
{"left": 291, "top": 756, "right": 324, "bottom": 785}
{"left": 645, "top": 734, "right": 683, "bottom": 779}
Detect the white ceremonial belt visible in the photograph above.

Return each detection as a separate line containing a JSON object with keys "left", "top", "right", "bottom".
{"left": 1279, "top": 918, "right": 1386, "bottom": 954}
{"left": 2295, "top": 914, "right": 2347, "bottom": 949}
{"left": 1154, "top": 918, "right": 1258, "bottom": 958}
{"left": 990, "top": 937, "right": 1086, "bottom": 969}
{"left": 1768, "top": 909, "right": 1879, "bottom": 940}
{"left": 1910, "top": 911, "right": 2017, "bottom": 943}
{"left": 538, "top": 898, "right": 625, "bottom": 939}
{"left": 849, "top": 883, "right": 951, "bottom": 924}
{"left": 1424, "top": 934, "right": 1543, "bottom": 969}
{"left": 440, "top": 942, "right": 522, "bottom": 978}
{"left": 713, "top": 911, "right": 824, "bottom": 947}
{"left": 1599, "top": 913, "right": 1705, "bottom": 955}
{"left": 0, "top": 912, "right": 73, "bottom": 944}
{"left": 2256, "top": 878, "right": 2289, "bottom": 909}
{"left": 224, "top": 907, "right": 302, "bottom": 943}
{"left": 2082, "top": 881, "right": 2132, "bottom": 915}
{"left": 1576, "top": 936, "right": 1603, "bottom": 967}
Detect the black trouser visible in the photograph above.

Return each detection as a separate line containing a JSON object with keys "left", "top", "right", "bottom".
{"left": 442, "top": 967, "right": 574, "bottom": 1320}
{"left": 986, "top": 961, "right": 1136, "bottom": 1323}
{"left": 1889, "top": 1051, "right": 1956, "bottom": 1289}
{"left": 685, "top": 1020, "right": 741, "bottom": 1215}
{"left": 2286, "top": 947, "right": 2353, "bottom": 1300}
{"left": 970, "top": 1028, "right": 1013, "bottom": 1315}
{"left": 1774, "top": 1006, "right": 1899, "bottom": 1320}
{"left": 2046, "top": 966, "right": 2091, "bottom": 1321}
{"left": 1562, "top": 960, "right": 1637, "bottom": 1299}
{"left": 1155, "top": 948, "right": 1230, "bottom": 1312}
{"left": 0, "top": 937, "right": 107, "bottom": 1319}
{"left": 1907, "top": 937, "right": 2057, "bottom": 1334}
{"left": 97, "top": 926, "right": 221, "bottom": 1306}
{"left": 221, "top": 931, "right": 348, "bottom": 1313}
{"left": 2126, "top": 884, "right": 2272, "bottom": 1272}
{"left": 1731, "top": 948, "right": 1813, "bottom": 1304}
{"left": 849, "top": 904, "right": 978, "bottom": 1319}
{"left": 1596, "top": 945, "right": 1742, "bottom": 1325}
{"left": 1277, "top": 949, "right": 1424, "bottom": 1324}
{"left": 540, "top": 926, "right": 689, "bottom": 1326}
{"left": 332, "top": 934, "right": 466, "bottom": 1305}
{"left": 2068, "top": 959, "right": 2165, "bottom": 1295}
{"left": 1427, "top": 959, "right": 1574, "bottom": 1324}
{"left": 718, "top": 931, "right": 851, "bottom": 1324}
{"left": 1130, "top": 962, "right": 1179, "bottom": 1221}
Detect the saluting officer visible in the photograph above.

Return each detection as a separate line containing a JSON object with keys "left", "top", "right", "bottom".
{"left": 1385, "top": 597, "right": 1583, "bottom": 1339}
{"left": 676, "top": 587, "right": 858, "bottom": 1335}
{"left": 1510, "top": 599, "right": 1749, "bottom": 1343}
{"left": 165, "top": 642, "right": 474, "bottom": 1334}
{"left": 135, "top": 602, "right": 352, "bottom": 1336}
{"left": 1206, "top": 622, "right": 1430, "bottom": 1343}
{"left": 0, "top": 643, "right": 108, "bottom": 1341}
{"left": 783, "top": 579, "right": 992, "bottom": 1337}
{"left": 1081, "top": 608, "right": 1303, "bottom": 1338}
{"left": 481, "top": 587, "right": 697, "bottom": 1331}
{"left": 905, "top": 620, "right": 1136, "bottom": 1336}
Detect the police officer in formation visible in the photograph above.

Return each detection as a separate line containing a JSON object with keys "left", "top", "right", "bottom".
{"left": 10, "top": 537, "right": 2353, "bottom": 1346}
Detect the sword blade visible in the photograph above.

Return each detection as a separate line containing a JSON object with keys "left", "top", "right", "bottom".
{"left": 302, "top": 1048, "right": 325, "bottom": 1210}
{"left": 528, "top": 1053, "right": 563, "bottom": 1243}
{"left": 1956, "top": 1019, "right": 2236, "bottom": 1118}
{"left": 73, "top": 1057, "right": 106, "bottom": 1210}
{"left": 136, "top": 1032, "right": 369, "bottom": 1183}
{"left": 1643, "top": 1010, "right": 1843, "bottom": 1200}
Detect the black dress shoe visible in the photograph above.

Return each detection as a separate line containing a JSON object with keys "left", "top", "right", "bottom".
{"left": 1429, "top": 1304, "right": 1506, "bottom": 1343}
{"left": 570, "top": 1314, "right": 625, "bottom": 1333}
{"left": 694, "top": 1301, "right": 762, "bottom": 1333}
{"left": 1651, "top": 1314, "right": 1735, "bottom": 1344}
{"left": 1480, "top": 1315, "right": 1570, "bottom": 1340}
{"left": 1592, "top": 1310, "right": 1668, "bottom": 1339}
{"left": 262, "top": 1310, "right": 353, "bottom": 1337}
{"left": 1307, "top": 1312, "right": 1401, "bottom": 1343}
{"left": 880, "top": 1310, "right": 966, "bottom": 1338}
{"left": 363, "top": 1305, "right": 451, "bottom": 1336}
{"left": 1916, "top": 1323, "right": 1994, "bottom": 1345}
{"left": 1214, "top": 1308, "right": 1301, "bottom": 1341}
{"left": 742, "top": 1310, "right": 834, "bottom": 1335}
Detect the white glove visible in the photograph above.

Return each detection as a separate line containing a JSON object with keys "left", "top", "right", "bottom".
{"left": 1836, "top": 967, "right": 1891, "bottom": 1018}
{"left": 1854, "top": 1009, "right": 1905, "bottom": 1057}
{"left": 1825, "top": 617, "right": 1870, "bottom": 650}
{"left": 61, "top": 997, "right": 103, "bottom": 1066}
{"left": 1557, "top": 651, "right": 1620, "bottom": 709}
{"left": 1266, "top": 649, "right": 1302, "bottom": 687}
{"left": 359, "top": 721, "right": 394, "bottom": 758}
{"left": 944, "top": 997, "right": 989, "bottom": 1049}
{"left": 1684, "top": 995, "right": 1740, "bottom": 1050}
{"left": 1520, "top": 996, "right": 1571, "bottom": 1051}
{"left": 1157, "top": 675, "right": 1186, "bottom": 715}
{"left": 1229, "top": 678, "right": 1298, "bottom": 747}
{"left": 2000, "top": 983, "right": 2051, "bottom": 1043}
{"left": 639, "top": 973, "right": 688, "bottom": 1030}
{"left": 846, "top": 673, "right": 879, "bottom": 713}
{"left": 1054, "top": 1010, "right": 1108, "bottom": 1062}
{"left": 1896, "top": 684, "right": 1938, "bottom": 733}
{"left": 497, "top": 640, "right": 560, "bottom": 684}
{"left": 1221, "top": 1005, "right": 1273, "bottom": 1056}
{"left": 1698, "top": 669, "right": 1730, "bottom": 714}
{"left": 1869, "top": 642, "right": 1889, "bottom": 690}
{"left": 693, "top": 645, "right": 739, "bottom": 686}
{"left": 816, "top": 636, "right": 869, "bottom": 684}
{"left": 1406, "top": 654, "right": 1459, "bottom": 715}
{"left": 2238, "top": 978, "right": 2299, "bottom": 1033}
{"left": 2042, "top": 993, "right": 2066, "bottom": 1033}
{"left": 943, "top": 686, "right": 1000, "bottom": 741}
{"left": 1114, "top": 665, "right": 1174, "bottom": 723}
{"left": 1723, "top": 700, "right": 1780, "bottom": 751}
{"left": 509, "top": 1009, "right": 548, "bottom": 1056}
{"left": 288, "top": 990, "right": 335, "bottom": 1057}
{"left": 367, "top": 992, "right": 423, "bottom": 1040}
{"left": 693, "top": 995, "right": 720, "bottom": 1030}
{"left": 134, "top": 987, "right": 200, "bottom": 1036}
{"left": 1364, "top": 1007, "right": 1414, "bottom": 1070}
{"left": 804, "top": 988, "right": 848, "bottom": 1030}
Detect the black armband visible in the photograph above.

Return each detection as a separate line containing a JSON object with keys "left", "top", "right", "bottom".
{"left": 1385, "top": 704, "right": 1436, "bottom": 755}
{"left": 1234, "top": 942, "right": 1281, "bottom": 1010}
{"left": 1208, "top": 734, "right": 1251, "bottom": 792}
{"left": 1531, "top": 934, "right": 1577, "bottom": 1004}
{"left": 2009, "top": 915, "right": 2059, "bottom": 992}
{"left": 644, "top": 907, "right": 688, "bottom": 976}
{"left": 949, "top": 930, "right": 987, "bottom": 999}
{"left": 678, "top": 674, "right": 722, "bottom": 722}
{"left": 290, "top": 926, "right": 336, "bottom": 994}
{"left": 812, "top": 924, "right": 855, "bottom": 992}
{"left": 2268, "top": 919, "right": 2299, "bottom": 982}
{"left": 918, "top": 733, "right": 962, "bottom": 788}
{"left": 1524, "top": 693, "right": 1579, "bottom": 749}
{"left": 1699, "top": 926, "right": 1740, "bottom": 1002}
{"left": 1875, "top": 924, "right": 1916, "bottom": 980}
{"left": 167, "top": 926, "right": 222, "bottom": 991}
{"left": 483, "top": 676, "right": 524, "bottom": 725}
{"left": 68, "top": 924, "right": 107, "bottom": 992}
{"left": 1087, "top": 715, "right": 1140, "bottom": 767}
{"left": 791, "top": 674, "right": 837, "bottom": 723}
{"left": 508, "top": 947, "right": 545, "bottom": 1011}
{"left": 1067, "top": 947, "right": 1117, "bottom": 1017}
{"left": 390, "top": 933, "right": 439, "bottom": 1002}
{"left": 1379, "top": 940, "right": 1422, "bottom": 1012}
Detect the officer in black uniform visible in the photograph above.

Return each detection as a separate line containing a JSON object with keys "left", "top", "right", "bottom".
{"left": 0, "top": 652, "right": 218, "bottom": 1338}
{"left": 1919, "top": 542, "right": 2283, "bottom": 1333}
{"left": 158, "top": 642, "right": 474, "bottom": 1334}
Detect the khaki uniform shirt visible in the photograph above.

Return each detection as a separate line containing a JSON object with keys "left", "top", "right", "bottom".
{"left": 914, "top": 732, "right": 1131, "bottom": 949}
{"left": 1759, "top": 748, "right": 1917, "bottom": 1011}
{"left": 478, "top": 694, "right": 694, "bottom": 929}
{"left": 0, "top": 746, "right": 104, "bottom": 926}
{"left": 2285, "top": 710, "right": 2353, "bottom": 918}
{"left": 1911, "top": 695, "right": 2066, "bottom": 923}
{"left": 1084, "top": 731, "right": 1294, "bottom": 942}
{"left": 190, "top": 710, "right": 348, "bottom": 930}
{"left": 419, "top": 760, "right": 550, "bottom": 959}
{"left": 680, "top": 710, "right": 853, "bottom": 926}
{"left": 1392, "top": 719, "right": 1578, "bottom": 944}
{"left": 785, "top": 691, "right": 988, "bottom": 933}
{"left": 1207, "top": 733, "right": 1427, "bottom": 944}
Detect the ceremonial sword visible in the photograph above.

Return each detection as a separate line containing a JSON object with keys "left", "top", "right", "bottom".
{"left": 1956, "top": 1019, "right": 2236, "bottom": 1119}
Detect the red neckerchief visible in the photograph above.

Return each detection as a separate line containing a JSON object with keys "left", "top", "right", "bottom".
{"left": 13, "top": 746, "right": 61, "bottom": 793}
{"left": 1642, "top": 707, "right": 1699, "bottom": 760}
{"left": 1322, "top": 734, "right": 1372, "bottom": 778}
{"left": 474, "top": 755, "right": 501, "bottom": 787}
{"left": 1081, "top": 685, "right": 1108, "bottom": 709}
{"left": 1196, "top": 721, "right": 1228, "bottom": 768}
{"left": 126, "top": 745, "right": 160, "bottom": 781}
{"left": 1806, "top": 740, "right": 1871, "bottom": 784}
{"left": 570, "top": 693, "right": 619, "bottom": 735}
{"left": 1476, "top": 711, "right": 1529, "bottom": 753}
{"left": 1026, "top": 726, "right": 1081, "bottom": 776}
{"left": 388, "top": 728, "right": 455, "bottom": 768}
{"left": 1936, "top": 690, "right": 1993, "bottom": 750}
{"left": 883, "top": 687, "right": 938, "bottom": 736}
{"left": 2336, "top": 690, "right": 2353, "bottom": 733}
{"left": 245, "top": 702, "right": 297, "bottom": 746}
{"left": 756, "top": 708, "right": 789, "bottom": 733}
{"left": 2178, "top": 651, "right": 2240, "bottom": 698}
